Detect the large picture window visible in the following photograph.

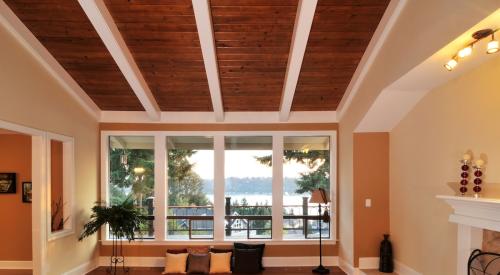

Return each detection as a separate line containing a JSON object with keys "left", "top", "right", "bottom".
{"left": 167, "top": 136, "right": 214, "bottom": 240}
{"left": 103, "top": 132, "right": 335, "bottom": 242}
{"left": 282, "top": 136, "right": 331, "bottom": 239}
{"left": 108, "top": 136, "right": 155, "bottom": 239}
{"left": 224, "top": 136, "right": 273, "bottom": 239}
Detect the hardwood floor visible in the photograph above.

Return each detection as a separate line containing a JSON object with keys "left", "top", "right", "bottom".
{"left": 89, "top": 266, "right": 346, "bottom": 275}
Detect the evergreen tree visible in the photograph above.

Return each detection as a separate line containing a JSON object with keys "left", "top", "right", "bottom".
{"left": 256, "top": 150, "right": 330, "bottom": 194}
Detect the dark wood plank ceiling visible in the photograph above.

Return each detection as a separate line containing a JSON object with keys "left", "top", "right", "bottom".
{"left": 211, "top": 0, "right": 298, "bottom": 111}
{"left": 6, "top": 0, "right": 390, "bottom": 113}
{"left": 104, "top": 0, "right": 213, "bottom": 111}
{"left": 4, "top": 0, "right": 144, "bottom": 111}
{"left": 292, "top": 0, "right": 389, "bottom": 111}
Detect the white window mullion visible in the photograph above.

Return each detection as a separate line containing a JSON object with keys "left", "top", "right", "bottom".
{"left": 154, "top": 133, "right": 166, "bottom": 241}
{"left": 272, "top": 135, "right": 284, "bottom": 241}
{"left": 213, "top": 135, "right": 225, "bottom": 241}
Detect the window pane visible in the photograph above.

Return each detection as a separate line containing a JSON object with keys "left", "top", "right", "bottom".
{"left": 167, "top": 136, "right": 214, "bottom": 240}
{"left": 224, "top": 136, "right": 272, "bottom": 240}
{"left": 283, "top": 136, "right": 330, "bottom": 239}
{"left": 109, "top": 136, "right": 155, "bottom": 239}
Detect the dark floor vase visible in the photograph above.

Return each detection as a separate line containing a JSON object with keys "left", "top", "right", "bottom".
{"left": 379, "top": 234, "right": 394, "bottom": 273}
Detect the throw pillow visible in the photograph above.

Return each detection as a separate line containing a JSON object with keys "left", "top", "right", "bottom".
{"left": 209, "top": 252, "right": 232, "bottom": 274}
{"left": 187, "top": 253, "right": 210, "bottom": 274}
{"left": 167, "top": 248, "right": 188, "bottom": 254}
{"left": 187, "top": 246, "right": 210, "bottom": 254}
{"left": 233, "top": 248, "right": 260, "bottom": 274}
{"left": 210, "top": 248, "right": 234, "bottom": 271}
{"left": 233, "top": 243, "right": 265, "bottom": 270}
{"left": 163, "top": 252, "right": 188, "bottom": 274}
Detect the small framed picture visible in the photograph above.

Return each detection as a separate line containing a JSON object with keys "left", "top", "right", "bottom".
{"left": 0, "top": 173, "right": 16, "bottom": 194}
{"left": 22, "top": 182, "right": 32, "bottom": 203}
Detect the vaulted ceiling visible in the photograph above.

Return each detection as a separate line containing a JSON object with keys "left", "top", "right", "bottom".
{"left": 4, "top": 0, "right": 389, "bottom": 118}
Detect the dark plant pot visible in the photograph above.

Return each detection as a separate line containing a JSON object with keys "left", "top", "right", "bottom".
{"left": 379, "top": 234, "right": 393, "bottom": 273}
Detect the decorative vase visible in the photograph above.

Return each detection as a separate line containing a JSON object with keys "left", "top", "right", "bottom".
{"left": 459, "top": 154, "right": 471, "bottom": 195}
{"left": 472, "top": 159, "right": 485, "bottom": 198}
{"left": 379, "top": 234, "right": 394, "bottom": 273}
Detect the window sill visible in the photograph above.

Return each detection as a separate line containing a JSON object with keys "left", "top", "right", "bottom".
{"left": 100, "top": 239, "right": 337, "bottom": 246}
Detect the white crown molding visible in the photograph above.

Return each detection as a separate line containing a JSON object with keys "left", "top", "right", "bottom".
{"left": 0, "top": 261, "right": 32, "bottom": 269}
{"left": 192, "top": 0, "right": 224, "bottom": 122}
{"left": 279, "top": 0, "right": 318, "bottom": 122}
{"left": 78, "top": 0, "right": 161, "bottom": 121}
{"left": 336, "top": 0, "right": 407, "bottom": 121}
{"left": 0, "top": 1, "right": 101, "bottom": 120}
{"left": 100, "top": 111, "right": 337, "bottom": 124}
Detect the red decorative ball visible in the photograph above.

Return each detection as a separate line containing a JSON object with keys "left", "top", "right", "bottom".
{"left": 461, "top": 172, "right": 469, "bottom": 178}
{"left": 474, "top": 178, "right": 482, "bottom": 185}
{"left": 460, "top": 187, "right": 468, "bottom": 193}
{"left": 474, "top": 170, "right": 483, "bottom": 177}
{"left": 460, "top": 179, "right": 468, "bottom": 185}
{"left": 461, "top": 165, "right": 469, "bottom": 171}
{"left": 473, "top": 186, "right": 482, "bottom": 193}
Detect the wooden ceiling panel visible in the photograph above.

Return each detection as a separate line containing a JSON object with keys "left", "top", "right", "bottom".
{"left": 292, "top": 0, "right": 389, "bottom": 111}
{"left": 4, "top": 0, "right": 144, "bottom": 111}
{"left": 104, "top": 0, "right": 213, "bottom": 111}
{"left": 211, "top": 0, "right": 298, "bottom": 111}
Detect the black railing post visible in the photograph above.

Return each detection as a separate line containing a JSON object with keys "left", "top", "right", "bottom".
{"left": 302, "top": 197, "right": 308, "bottom": 237}
{"left": 225, "top": 197, "right": 231, "bottom": 236}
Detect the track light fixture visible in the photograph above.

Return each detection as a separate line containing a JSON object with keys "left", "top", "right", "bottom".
{"left": 444, "top": 28, "right": 499, "bottom": 71}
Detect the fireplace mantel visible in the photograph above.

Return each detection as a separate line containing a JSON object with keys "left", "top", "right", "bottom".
{"left": 437, "top": 195, "right": 500, "bottom": 275}
{"left": 437, "top": 195, "right": 500, "bottom": 231}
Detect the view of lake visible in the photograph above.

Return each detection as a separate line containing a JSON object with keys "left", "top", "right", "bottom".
{"left": 205, "top": 194, "right": 308, "bottom": 206}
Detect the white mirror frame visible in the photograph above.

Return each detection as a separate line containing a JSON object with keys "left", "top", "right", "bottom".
{"left": 46, "top": 132, "right": 75, "bottom": 241}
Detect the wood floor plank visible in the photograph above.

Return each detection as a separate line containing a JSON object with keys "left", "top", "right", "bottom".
{"left": 88, "top": 266, "right": 346, "bottom": 274}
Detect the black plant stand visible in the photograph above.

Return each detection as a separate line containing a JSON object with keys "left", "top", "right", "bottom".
{"left": 107, "top": 236, "right": 129, "bottom": 275}
{"left": 313, "top": 203, "right": 329, "bottom": 274}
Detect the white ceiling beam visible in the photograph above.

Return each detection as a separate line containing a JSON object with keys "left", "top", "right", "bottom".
{"left": 78, "top": 0, "right": 161, "bottom": 121}
{"left": 0, "top": 1, "right": 101, "bottom": 120}
{"left": 192, "top": 0, "right": 224, "bottom": 122}
{"left": 278, "top": 0, "right": 318, "bottom": 122}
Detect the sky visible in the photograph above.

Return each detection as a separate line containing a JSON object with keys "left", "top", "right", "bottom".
{"left": 188, "top": 150, "right": 313, "bottom": 179}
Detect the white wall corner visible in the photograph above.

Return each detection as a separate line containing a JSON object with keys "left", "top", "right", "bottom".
{"left": 339, "top": 257, "right": 360, "bottom": 275}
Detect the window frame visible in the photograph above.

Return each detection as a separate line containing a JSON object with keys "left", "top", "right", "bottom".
{"left": 101, "top": 130, "right": 337, "bottom": 245}
{"left": 46, "top": 132, "right": 75, "bottom": 242}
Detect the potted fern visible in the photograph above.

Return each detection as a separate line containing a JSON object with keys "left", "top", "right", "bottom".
{"left": 79, "top": 198, "right": 146, "bottom": 274}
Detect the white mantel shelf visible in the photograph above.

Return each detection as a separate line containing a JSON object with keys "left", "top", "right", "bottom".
{"left": 437, "top": 195, "right": 500, "bottom": 275}
{"left": 437, "top": 195, "right": 500, "bottom": 232}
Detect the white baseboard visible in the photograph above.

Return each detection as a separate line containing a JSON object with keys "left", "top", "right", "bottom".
{"left": 359, "top": 257, "right": 379, "bottom": 269}
{"left": 62, "top": 258, "right": 99, "bottom": 275}
{"left": 0, "top": 261, "right": 32, "bottom": 269}
{"left": 98, "top": 256, "right": 339, "bottom": 268}
{"left": 339, "top": 258, "right": 360, "bottom": 275}
{"left": 395, "top": 260, "right": 422, "bottom": 275}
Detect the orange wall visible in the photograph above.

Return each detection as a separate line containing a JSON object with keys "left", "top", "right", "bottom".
{"left": 0, "top": 134, "right": 32, "bottom": 261}
{"left": 353, "top": 133, "right": 390, "bottom": 267}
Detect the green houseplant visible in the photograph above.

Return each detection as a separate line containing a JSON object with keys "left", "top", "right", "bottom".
{"left": 79, "top": 198, "right": 146, "bottom": 274}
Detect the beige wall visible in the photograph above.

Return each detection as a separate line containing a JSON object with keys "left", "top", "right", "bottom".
{"left": 339, "top": 0, "right": 499, "bottom": 266}
{"left": 0, "top": 25, "right": 99, "bottom": 274}
{"left": 353, "top": 133, "right": 389, "bottom": 266}
{"left": 390, "top": 55, "right": 500, "bottom": 274}
{"left": 0, "top": 134, "right": 32, "bottom": 261}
